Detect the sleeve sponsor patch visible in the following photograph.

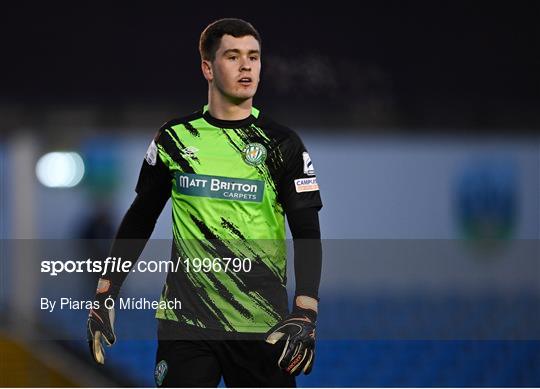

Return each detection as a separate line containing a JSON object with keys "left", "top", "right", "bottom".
{"left": 302, "top": 152, "right": 315, "bottom": 176}
{"left": 145, "top": 140, "right": 158, "bottom": 166}
{"left": 294, "top": 177, "right": 319, "bottom": 193}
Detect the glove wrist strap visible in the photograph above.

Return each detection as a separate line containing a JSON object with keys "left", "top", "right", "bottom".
{"left": 291, "top": 305, "right": 317, "bottom": 323}
{"left": 95, "top": 278, "right": 120, "bottom": 303}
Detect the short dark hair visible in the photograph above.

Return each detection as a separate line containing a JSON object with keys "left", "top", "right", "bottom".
{"left": 199, "top": 18, "right": 261, "bottom": 61}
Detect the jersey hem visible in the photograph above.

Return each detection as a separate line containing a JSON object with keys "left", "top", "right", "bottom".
{"left": 156, "top": 318, "right": 274, "bottom": 341}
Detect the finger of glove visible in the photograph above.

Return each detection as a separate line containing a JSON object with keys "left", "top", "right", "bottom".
{"left": 101, "top": 327, "right": 116, "bottom": 346}
{"left": 277, "top": 336, "right": 294, "bottom": 369}
{"left": 265, "top": 329, "right": 286, "bottom": 345}
{"left": 286, "top": 344, "right": 309, "bottom": 376}
{"left": 88, "top": 317, "right": 116, "bottom": 346}
{"left": 266, "top": 321, "right": 297, "bottom": 344}
{"left": 89, "top": 330, "right": 105, "bottom": 365}
{"left": 302, "top": 349, "right": 314, "bottom": 375}
{"left": 279, "top": 339, "right": 303, "bottom": 371}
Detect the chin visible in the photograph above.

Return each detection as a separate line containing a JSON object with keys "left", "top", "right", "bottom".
{"left": 229, "top": 90, "right": 256, "bottom": 102}
{"left": 237, "top": 85, "right": 258, "bottom": 97}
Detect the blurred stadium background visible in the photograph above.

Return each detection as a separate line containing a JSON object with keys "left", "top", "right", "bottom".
{"left": 1, "top": 2, "right": 539, "bottom": 387}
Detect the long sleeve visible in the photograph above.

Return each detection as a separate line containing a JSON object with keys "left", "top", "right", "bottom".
{"left": 103, "top": 140, "right": 172, "bottom": 291}
{"left": 287, "top": 206, "right": 322, "bottom": 299}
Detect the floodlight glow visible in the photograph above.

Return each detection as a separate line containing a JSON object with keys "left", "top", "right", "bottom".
{"left": 36, "top": 152, "right": 85, "bottom": 188}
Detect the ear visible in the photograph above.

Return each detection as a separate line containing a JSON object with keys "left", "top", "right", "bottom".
{"left": 201, "top": 60, "right": 213, "bottom": 81}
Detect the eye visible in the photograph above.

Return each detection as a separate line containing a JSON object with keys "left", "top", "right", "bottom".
{"left": 250, "top": 56, "right": 259, "bottom": 61}
{"left": 228, "top": 56, "right": 238, "bottom": 61}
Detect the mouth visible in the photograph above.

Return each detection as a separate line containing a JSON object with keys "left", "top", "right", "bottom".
{"left": 238, "top": 77, "right": 252, "bottom": 86}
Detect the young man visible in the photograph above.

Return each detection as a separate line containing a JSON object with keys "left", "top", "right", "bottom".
{"left": 87, "top": 18, "right": 323, "bottom": 387}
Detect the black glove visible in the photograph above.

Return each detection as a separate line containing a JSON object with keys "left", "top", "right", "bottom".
{"left": 87, "top": 278, "right": 118, "bottom": 365}
{"left": 265, "top": 305, "right": 317, "bottom": 375}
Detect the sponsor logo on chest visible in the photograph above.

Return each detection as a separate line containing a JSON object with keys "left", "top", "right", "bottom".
{"left": 175, "top": 172, "right": 264, "bottom": 202}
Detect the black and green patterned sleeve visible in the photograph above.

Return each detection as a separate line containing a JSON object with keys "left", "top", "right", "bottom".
{"left": 135, "top": 127, "right": 173, "bottom": 196}
{"left": 278, "top": 131, "right": 323, "bottom": 213}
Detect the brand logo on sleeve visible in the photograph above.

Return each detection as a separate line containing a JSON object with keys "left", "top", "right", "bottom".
{"left": 145, "top": 140, "right": 158, "bottom": 166}
{"left": 181, "top": 146, "right": 199, "bottom": 158}
{"left": 294, "top": 177, "right": 319, "bottom": 193}
{"left": 175, "top": 172, "right": 264, "bottom": 202}
{"left": 243, "top": 143, "right": 267, "bottom": 166}
{"left": 302, "top": 152, "right": 315, "bottom": 176}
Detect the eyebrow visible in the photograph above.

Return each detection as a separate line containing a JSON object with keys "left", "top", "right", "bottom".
{"left": 222, "top": 49, "right": 260, "bottom": 55}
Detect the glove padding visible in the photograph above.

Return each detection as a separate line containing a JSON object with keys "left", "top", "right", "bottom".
{"left": 265, "top": 308, "right": 316, "bottom": 375}
{"left": 87, "top": 279, "right": 118, "bottom": 365}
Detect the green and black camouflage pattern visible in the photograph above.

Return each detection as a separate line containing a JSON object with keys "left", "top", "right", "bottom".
{"left": 136, "top": 106, "right": 322, "bottom": 333}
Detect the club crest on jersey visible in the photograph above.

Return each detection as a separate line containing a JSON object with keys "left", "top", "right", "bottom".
{"left": 155, "top": 360, "right": 168, "bottom": 386}
{"left": 243, "top": 143, "right": 267, "bottom": 166}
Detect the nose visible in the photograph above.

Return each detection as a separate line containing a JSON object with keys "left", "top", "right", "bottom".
{"left": 240, "top": 57, "right": 251, "bottom": 71}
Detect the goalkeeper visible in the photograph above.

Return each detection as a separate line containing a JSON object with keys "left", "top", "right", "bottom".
{"left": 87, "top": 17, "right": 322, "bottom": 387}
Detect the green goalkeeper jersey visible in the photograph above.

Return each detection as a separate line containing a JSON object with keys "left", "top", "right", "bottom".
{"left": 135, "top": 105, "right": 322, "bottom": 333}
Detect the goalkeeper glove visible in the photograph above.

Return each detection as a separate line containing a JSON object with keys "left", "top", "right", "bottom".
{"left": 265, "top": 301, "right": 317, "bottom": 375}
{"left": 87, "top": 278, "right": 118, "bottom": 365}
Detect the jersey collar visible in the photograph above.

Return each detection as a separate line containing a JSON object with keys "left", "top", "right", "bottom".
{"left": 202, "top": 105, "right": 259, "bottom": 128}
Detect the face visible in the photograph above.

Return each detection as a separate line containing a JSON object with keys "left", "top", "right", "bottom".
{"left": 202, "top": 34, "right": 261, "bottom": 102}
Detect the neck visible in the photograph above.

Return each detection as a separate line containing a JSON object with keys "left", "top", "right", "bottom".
{"left": 207, "top": 88, "right": 253, "bottom": 120}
